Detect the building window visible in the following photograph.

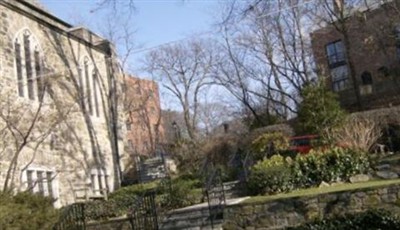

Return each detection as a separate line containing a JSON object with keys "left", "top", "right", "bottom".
{"left": 34, "top": 49, "right": 44, "bottom": 100}
{"left": 331, "top": 65, "right": 349, "bottom": 92}
{"left": 326, "top": 40, "right": 346, "bottom": 68}
{"left": 25, "top": 169, "right": 56, "bottom": 198}
{"left": 80, "top": 57, "right": 101, "bottom": 118}
{"left": 14, "top": 29, "right": 43, "bottom": 100}
{"left": 361, "top": 71, "right": 373, "bottom": 85}
{"left": 92, "top": 71, "right": 100, "bottom": 117}
{"left": 126, "top": 121, "right": 131, "bottom": 130}
{"left": 90, "top": 168, "right": 109, "bottom": 196}
{"left": 15, "top": 41, "right": 24, "bottom": 97}
{"left": 84, "top": 59, "right": 93, "bottom": 115}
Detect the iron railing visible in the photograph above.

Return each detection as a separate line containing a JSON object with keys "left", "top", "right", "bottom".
{"left": 204, "top": 168, "right": 226, "bottom": 228}
{"left": 129, "top": 190, "right": 159, "bottom": 230}
{"left": 53, "top": 203, "right": 86, "bottom": 230}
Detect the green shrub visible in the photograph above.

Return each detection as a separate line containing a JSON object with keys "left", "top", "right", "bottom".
{"left": 247, "top": 155, "right": 293, "bottom": 195}
{"left": 158, "top": 177, "right": 202, "bottom": 209}
{"left": 85, "top": 181, "right": 159, "bottom": 221}
{"left": 292, "top": 148, "right": 371, "bottom": 188}
{"left": 288, "top": 209, "right": 400, "bottom": 230}
{"left": 0, "top": 192, "right": 59, "bottom": 230}
{"left": 247, "top": 148, "right": 372, "bottom": 195}
{"left": 251, "top": 132, "right": 290, "bottom": 160}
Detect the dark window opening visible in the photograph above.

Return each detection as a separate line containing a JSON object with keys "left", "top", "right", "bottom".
{"left": 15, "top": 41, "right": 24, "bottom": 97}
{"left": 326, "top": 40, "right": 346, "bottom": 68}
{"left": 34, "top": 50, "right": 44, "bottom": 100}
{"left": 24, "top": 34, "right": 34, "bottom": 100}
{"left": 361, "top": 71, "right": 373, "bottom": 85}
{"left": 93, "top": 71, "right": 99, "bottom": 117}
{"left": 46, "top": 172, "right": 53, "bottom": 198}
{"left": 27, "top": 170, "right": 33, "bottom": 190}
{"left": 37, "top": 171, "right": 44, "bottom": 195}
{"left": 84, "top": 61, "right": 93, "bottom": 115}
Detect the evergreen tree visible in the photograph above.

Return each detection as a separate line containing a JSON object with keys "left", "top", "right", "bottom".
{"left": 296, "top": 81, "right": 346, "bottom": 135}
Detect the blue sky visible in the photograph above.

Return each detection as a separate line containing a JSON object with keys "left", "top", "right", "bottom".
{"left": 40, "top": 0, "right": 218, "bottom": 74}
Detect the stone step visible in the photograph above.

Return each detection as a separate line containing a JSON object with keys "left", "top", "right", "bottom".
{"left": 160, "top": 197, "right": 249, "bottom": 230}
{"left": 160, "top": 206, "right": 223, "bottom": 230}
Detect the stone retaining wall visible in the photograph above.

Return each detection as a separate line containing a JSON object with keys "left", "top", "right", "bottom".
{"left": 87, "top": 217, "right": 131, "bottom": 230}
{"left": 223, "top": 182, "right": 400, "bottom": 229}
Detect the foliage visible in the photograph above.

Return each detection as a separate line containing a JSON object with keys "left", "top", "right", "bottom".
{"left": 85, "top": 182, "right": 158, "bottom": 221}
{"left": 0, "top": 192, "right": 59, "bottom": 230}
{"left": 292, "top": 148, "right": 371, "bottom": 188}
{"left": 247, "top": 148, "right": 372, "bottom": 195}
{"left": 251, "top": 132, "right": 290, "bottom": 160}
{"left": 296, "top": 82, "right": 346, "bottom": 136}
{"left": 84, "top": 199, "right": 120, "bottom": 221}
{"left": 288, "top": 209, "right": 400, "bottom": 230}
{"left": 247, "top": 155, "right": 293, "bottom": 195}
{"left": 158, "top": 177, "right": 202, "bottom": 209}
{"left": 171, "top": 139, "right": 204, "bottom": 175}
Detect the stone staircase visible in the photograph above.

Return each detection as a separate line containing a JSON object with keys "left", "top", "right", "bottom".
{"left": 159, "top": 204, "right": 223, "bottom": 230}
{"left": 159, "top": 181, "right": 246, "bottom": 230}
{"left": 159, "top": 197, "right": 249, "bottom": 230}
{"left": 138, "top": 157, "right": 167, "bottom": 183}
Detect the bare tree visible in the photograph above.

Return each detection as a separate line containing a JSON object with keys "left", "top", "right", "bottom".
{"left": 214, "top": 0, "right": 316, "bottom": 125}
{"left": 1, "top": 74, "right": 75, "bottom": 191}
{"left": 143, "top": 40, "right": 215, "bottom": 141}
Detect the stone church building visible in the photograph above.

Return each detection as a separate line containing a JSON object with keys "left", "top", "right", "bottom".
{"left": 0, "top": 0, "right": 125, "bottom": 207}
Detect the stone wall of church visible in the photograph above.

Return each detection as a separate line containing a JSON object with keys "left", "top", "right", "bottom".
{"left": 0, "top": 0, "right": 125, "bottom": 207}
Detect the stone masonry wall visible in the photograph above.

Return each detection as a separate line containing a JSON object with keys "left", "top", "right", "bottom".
{"left": 223, "top": 182, "right": 400, "bottom": 229}
{"left": 0, "top": 0, "right": 125, "bottom": 207}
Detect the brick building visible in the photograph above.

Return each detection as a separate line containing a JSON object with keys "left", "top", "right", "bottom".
{"left": 0, "top": 0, "right": 125, "bottom": 207}
{"left": 123, "top": 76, "right": 164, "bottom": 160}
{"left": 311, "top": 0, "right": 400, "bottom": 111}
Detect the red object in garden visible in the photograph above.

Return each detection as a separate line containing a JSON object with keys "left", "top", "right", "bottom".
{"left": 289, "top": 135, "right": 319, "bottom": 154}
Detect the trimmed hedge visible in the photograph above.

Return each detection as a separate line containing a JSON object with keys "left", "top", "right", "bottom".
{"left": 85, "top": 177, "right": 203, "bottom": 221}
{"left": 0, "top": 192, "right": 59, "bottom": 230}
{"left": 247, "top": 147, "right": 372, "bottom": 195}
{"left": 287, "top": 209, "right": 400, "bottom": 230}
{"left": 85, "top": 181, "right": 158, "bottom": 221}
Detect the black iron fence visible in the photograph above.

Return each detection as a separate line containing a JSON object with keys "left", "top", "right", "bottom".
{"left": 53, "top": 203, "right": 86, "bottom": 230}
{"left": 129, "top": 190, "right": 159, "bottom": 230}
{"left": 204, "top": 168, "right": 226, "bottom": 228}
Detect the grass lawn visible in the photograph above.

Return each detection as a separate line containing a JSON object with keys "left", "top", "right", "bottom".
{"left": 243, "top": 179, "right": 400, "bottom": 205}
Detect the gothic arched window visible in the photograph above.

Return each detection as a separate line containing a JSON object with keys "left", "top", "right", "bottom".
{"left": 80, "top": 57, "right": 100, "bottom": 117}
{"left": 14, "top": 29, "right": 44, "bottom": 100}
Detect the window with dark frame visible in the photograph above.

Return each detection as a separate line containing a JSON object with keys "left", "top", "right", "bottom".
{"left": 326, "top": 40, "right": 346, "bottom": 68}
{"left": 326, "top": 40, "right": 349, "bottom": 92}
{"left": 331, "top": 65, "right": 349, "bottom": 92}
